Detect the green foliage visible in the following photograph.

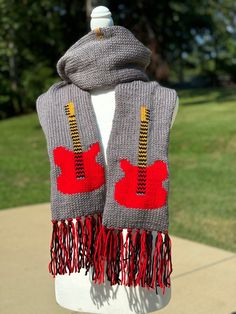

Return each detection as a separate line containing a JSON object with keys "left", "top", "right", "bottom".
{"left": 110, "top": 0, "right": 236, "bottom": 83}
{"left": 21, "top": 62, "right": 58, "bottom": 112}
{"left": 0, "top": 0, "right": 87, "bottom": 119}
{"left": 0, "top": 0, "right": 235, "bottom": 119}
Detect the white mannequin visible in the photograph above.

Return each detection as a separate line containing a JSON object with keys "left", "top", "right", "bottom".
{"left": 55, "top": 6, "right": 179, "bottom": 314}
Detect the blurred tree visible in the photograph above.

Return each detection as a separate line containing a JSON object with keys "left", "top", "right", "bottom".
{"left": 0, "top": 0, "right": 86, "bottom": 118}
{"left": 206, "top": 0, "right": 236, "bottom": 83}
{"left": 0, "top": 0, "right": 235, "bottom": 119}
{"left": 109, "top": 0, "right": 236, "bottom": 84}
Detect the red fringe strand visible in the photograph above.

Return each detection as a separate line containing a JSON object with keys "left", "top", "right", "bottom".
{"left": 48, "top": 213, "right": 173, "bottom": 295}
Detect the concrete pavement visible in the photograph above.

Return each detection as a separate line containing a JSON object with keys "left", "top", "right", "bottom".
{"left": 0, "top": 203, "right": 235, "bottom": 314}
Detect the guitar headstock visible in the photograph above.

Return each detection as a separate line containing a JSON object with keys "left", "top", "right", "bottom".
{"left": 140, "top": 105, "right": 150, "bottom": 122}
{"left": 65, "top": 102, "right": 75, "bottom": 117}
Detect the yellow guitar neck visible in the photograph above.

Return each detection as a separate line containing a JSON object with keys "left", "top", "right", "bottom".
{"left": 138, "top": 105, "right": 150, "bottom": 168}
{"left": 65, "top": 102, "right": 83, "bottom": 154}
{"left": 65, "top": 102, "right": 85, "bottom": 178}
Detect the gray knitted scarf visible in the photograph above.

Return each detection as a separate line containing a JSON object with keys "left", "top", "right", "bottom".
{"left": 36, "top": 25, "right": 177, "bottom": 294}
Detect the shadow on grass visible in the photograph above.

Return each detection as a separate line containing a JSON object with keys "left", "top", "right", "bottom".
{"left": 178, "top": 87, "right": 236, "bottom": 106}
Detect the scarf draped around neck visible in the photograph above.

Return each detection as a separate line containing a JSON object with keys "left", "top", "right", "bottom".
{"left": 36, "top": 25, "right": 177, "bottom": 294}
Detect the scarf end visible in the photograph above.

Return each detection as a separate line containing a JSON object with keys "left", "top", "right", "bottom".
{"left": 48, "top": 213, "right": 102, "bottom": 277}
{"left": 48, "top": 214, "right": 172, "bottom": 295}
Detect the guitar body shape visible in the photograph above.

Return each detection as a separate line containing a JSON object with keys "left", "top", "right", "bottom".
{"left": 114, "top": 159, "right": 168, "bottom": 209}
{"left": 54, "top": 142, "right": 105, "bottom": 194}
{"left": 114, "top": 105, "right": 168, "bottom": 209}
{"left": 53, "top": 102, "right": 105, "bottom": 194}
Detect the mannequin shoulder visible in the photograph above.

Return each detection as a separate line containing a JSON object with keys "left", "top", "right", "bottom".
{"left": 36, "top": 81, "right": 67, "bottom": 106}
{"left": 170, "top": 96, "right": 179, "bottom": 128}
{"left": 150, "top": 81, "right": 179, "bottom": 128}
{"left": 152, "top": 82, "right": 178, "bottom": 100}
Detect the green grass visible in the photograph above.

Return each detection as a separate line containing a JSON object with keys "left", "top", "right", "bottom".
{"left": 0, "top": 114, "right": 50, "bottom": 208}
{"left": 0, "top": 87, "right": 235, "bottom": 252}
{"left": 169, "top": 87, "right": 236, "bottom": 252}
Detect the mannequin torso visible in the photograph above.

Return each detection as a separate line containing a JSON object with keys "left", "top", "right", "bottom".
{"left": 55, "top": 87, "right": 179, "bottom": 313}
{"left": 55, "top": 7, "right": 179, "bottom": 313}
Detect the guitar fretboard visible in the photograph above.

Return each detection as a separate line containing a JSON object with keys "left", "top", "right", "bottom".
{"left": 137, "top": 105, "right": 150, "bottom": 195}
{"left": 65, "top": 102, "right": 85, "bottom": 178}
{"left": 138, "top": 106, "right": 150, "bottom": 167}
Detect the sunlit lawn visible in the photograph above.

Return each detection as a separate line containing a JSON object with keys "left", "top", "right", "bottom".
{"left": 0, "top": 87, "right": 235, "bottom": 252}
{"left": 0, "top": 114, "right": 50, "bottom": 208}
{"left": 169, "top": 87, "right": 236, "bottom": 252}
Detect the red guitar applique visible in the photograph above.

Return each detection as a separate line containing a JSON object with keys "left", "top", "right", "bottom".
{"left": 53, "top": 102, "right": 105, "bottom": 194}
{"left": 114, "top": 105, "right": 168, "bottom": 209}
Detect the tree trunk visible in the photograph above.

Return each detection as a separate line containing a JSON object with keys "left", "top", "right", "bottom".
{"left": 8, "top": 39, "right": 24, "bottom": 114}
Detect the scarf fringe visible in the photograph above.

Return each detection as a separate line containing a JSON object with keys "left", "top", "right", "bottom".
{"left": 48, "top": 214, "right": 172, "bottom": 295}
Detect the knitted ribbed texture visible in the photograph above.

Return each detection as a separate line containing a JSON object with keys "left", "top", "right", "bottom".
{"left": 37, "top": 82, "right": 106, "bottom": 220}
{"left": 57, "top": 26, "right": 151, "bottom": 90}
{"left": 103, "top": 80, "right": 177, "bottom": 231}
{"left": 36, "top": 25, "right": 177, "bottom": 294}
